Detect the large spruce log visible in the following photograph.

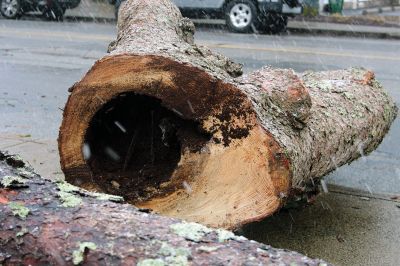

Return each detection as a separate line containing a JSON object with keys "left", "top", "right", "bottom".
{"left": 59, "top": 0, "right": 397, "bottom": 229}
{"left": 0, "top": 152, "right": 330, "bottom": 265}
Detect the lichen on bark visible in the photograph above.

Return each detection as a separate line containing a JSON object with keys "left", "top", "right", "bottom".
{"left": 8, "top": 202, "right": 29, "bottom": 219}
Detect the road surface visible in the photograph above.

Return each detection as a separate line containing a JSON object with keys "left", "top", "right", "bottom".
{"left": 0, "top": 19, "right": 400, "bottom": 265}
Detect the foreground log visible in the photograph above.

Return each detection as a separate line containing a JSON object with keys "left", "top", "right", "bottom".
{"left": 0, "top": 152, "right": 329, "bottom": 265}
{"left": 59, "top": 0, "right": 397, "bottom": 229}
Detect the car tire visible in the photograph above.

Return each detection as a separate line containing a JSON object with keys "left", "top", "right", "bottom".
{"left": 225, "top": 0, "right": 259, "bottom": 33}
{"left": 43, "top": 2, "right": 65, "bottom": 21}
{"left": 0, "top": 0, "right": 21, "bottom": 19}
{"left": 261, "top": 13, "right": 288, "bottom": 34}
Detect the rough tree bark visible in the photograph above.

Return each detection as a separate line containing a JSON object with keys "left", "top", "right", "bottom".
{"left": 0, "top": 152, "right": 330, "bottom": 265}
{"left": 58, "top": 0, "right": 397, "bottom": 229}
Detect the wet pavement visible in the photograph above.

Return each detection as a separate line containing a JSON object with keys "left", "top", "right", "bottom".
{"left": 242, "top": 187, "right": 400, "bottom": 266}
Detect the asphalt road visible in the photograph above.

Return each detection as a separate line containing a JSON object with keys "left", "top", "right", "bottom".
{"left": 0, "top": 19, "right": 399, "bottom": 195}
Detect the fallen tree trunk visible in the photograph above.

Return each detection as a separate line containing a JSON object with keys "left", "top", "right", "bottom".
{"left": 59, "top": 0, "right": 397, "bottom": 229}
{"left": 0, "top": 152, "right": 329, "bottom": 265}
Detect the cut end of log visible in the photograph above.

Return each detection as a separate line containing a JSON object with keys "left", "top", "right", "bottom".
{"left": 59, "top": 55, "right": 291, "bottom": 229}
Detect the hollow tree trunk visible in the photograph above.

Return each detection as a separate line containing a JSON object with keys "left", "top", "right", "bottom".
{"left": 0, "top": 152, "right": 329, "bottom": 265}
{"left": 58, "top": 0, "right": 397, "bottom": 229}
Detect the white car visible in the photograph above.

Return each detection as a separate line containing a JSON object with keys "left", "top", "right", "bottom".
{"left": 175, "top": 0, "right": 303, "bottom": 33}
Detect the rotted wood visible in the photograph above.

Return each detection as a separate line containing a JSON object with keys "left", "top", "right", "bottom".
{"left": 59, "top": 0, "right": 398, "bottom": 229}
{"left": 0, "top": 152, "right": 330, "bottom": 265}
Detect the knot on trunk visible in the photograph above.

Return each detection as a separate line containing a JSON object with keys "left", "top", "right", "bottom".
{"left": 224, "top": 59, "right": 244, "bottom": 78}
{"left": 238, "top": 68, "right": 312, "bottom": 129}
{"left": 177, "top": 17, "right": 195, "bottom": 45}
{"left": 107, "top": 40, "right": 118, "bottom": 53}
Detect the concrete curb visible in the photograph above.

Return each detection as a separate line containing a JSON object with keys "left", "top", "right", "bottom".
{"left": 64, "top": 15, "right": 115, "bottom": 23}
{"left": 360, "top": 5, "right": 400, "bottom": 15}
{"left": 287, "top": 25, "right": 400, "bottom": 40}
{"left": 191, "top": 19, "right": 400, "bottom": 40}
{"left": 295, "top": 14, "right": 400, "bottom": 29}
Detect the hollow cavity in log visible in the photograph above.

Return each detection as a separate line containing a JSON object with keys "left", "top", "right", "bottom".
{"left": 85, "top": 93, "right": 210, "bottom": 203}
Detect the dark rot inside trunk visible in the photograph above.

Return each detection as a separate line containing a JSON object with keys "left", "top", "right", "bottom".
{"left": 85, "top": 93, "right": 210, "bottom": 203}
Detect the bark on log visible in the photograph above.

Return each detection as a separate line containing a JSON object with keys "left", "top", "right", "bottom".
{"left": 0, "top": 152, "right": 330, "bottom": 265}
{"left": 58, "top": 0, "right": 398, "bottom": 229}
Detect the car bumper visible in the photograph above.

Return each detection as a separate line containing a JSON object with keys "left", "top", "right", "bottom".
{"left": 259, "top": 1, "right": 303, "bottom": 15}
{"left": 282, "top": 4, "right": 303, "bottom": 14}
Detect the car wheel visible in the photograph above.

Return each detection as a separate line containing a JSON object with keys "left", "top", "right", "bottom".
{"left": 0, "top": 0, "right": 21, "bottom": 19}
{"left": 43, "top": 2, "right": 65, "bottom": 21}
{"left": 261, "top": 13, "right": 288, "bottom": 34}
{"left": 225, "top": 0, "right": 258, "bottom": 33}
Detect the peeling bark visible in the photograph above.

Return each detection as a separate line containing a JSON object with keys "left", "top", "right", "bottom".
{"left": 58, "top": 0, "right": 397, "bottom": 229}
{"left": 0, "top": 152, "right": 329, "bottom": 265}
